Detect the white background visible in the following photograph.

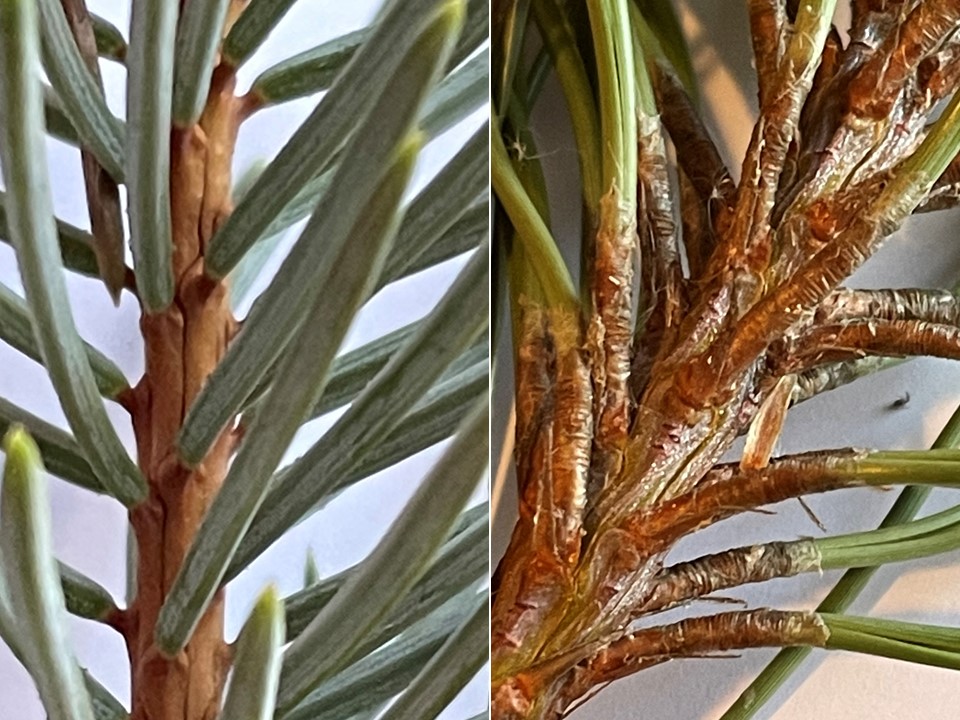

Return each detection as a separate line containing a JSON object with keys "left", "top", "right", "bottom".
{"left": 0, "top": 1, "right": 487, "bottom": 717}
{"left": 492, "top": 1, "right": 960, "bottom": 719}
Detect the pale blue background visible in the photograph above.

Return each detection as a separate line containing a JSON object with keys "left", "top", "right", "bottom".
{"left": 0, "top": 1, "right": 488, "bottom": 717}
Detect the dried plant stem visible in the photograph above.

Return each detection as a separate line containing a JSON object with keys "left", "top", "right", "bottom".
{"left": 721, "top": 78, "right": 960, "bottom": 385}
{"left": 630, "top": 21, "right": 685, "bottom": 399}
{"left": 748, "top": 0, "right": 788, "bottom": 108}
{"left": 495, "top": 448, "right": 868, "bottom": 714}
{"left": 642, "top": 541, "right": 822, "bottom": 615}
{"left": 492, "top": 300, "right": 592, "bottom": 677}
{"left": 616, "top": 451, "right": 868, "bottom": 558}
{"left": 772, "top": 319, "right": 960, "bottom": 375}
{"left": 846, "top": 0, "right": 960, "bottom": 122}
{"left": 495, "top": 435, "right": 960, "bottom": 715}
{"left": 584, "top": 0, "right": 637, "bottom": 503}
{"left": 722, "top": 0, "right": 837, "bottom": 276}
{"left": 817, "top": 288, "right": 960, "bottom": 325}
{"left": 652, "top": 62, "right": 734, "bottom": 212}
{"left": 586, "top": 189, "right": 636, "bottom": 499}
{"left": 493, "top": 1, "right": 960, "bottom": 717}
{"left": 524, "top": 611, "right": 829, "bottom": 720}
{"left": 642, "top": 29, "right": 733, "bottom": 277}
{"left": 722, "top": 403, "right": 960, "bottom": 719}
{"left": 792, "top": 355, "right": 901, "bottom": 404}
{"left": 59, "top": 0, "right": 127, "bottom": 302}
{"left": 790, "top": 0, "right": 960, "bottom": 211}
{"left": 582, "top": 610, "right": 828, "bottom": 686}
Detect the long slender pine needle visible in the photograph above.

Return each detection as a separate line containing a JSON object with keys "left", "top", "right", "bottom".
{"left": 530, "top": 0, "right": 602, "bottom": 208}
{"left": 227, "top": 248, "right": 488, "bottom": 577}
{"left": 823, "top": 614, "right": 960, "bottom": 671}
{"left": 57, "top": 561, "right": 119, "bottom": 622}
{"left": 0, "top": 398, "right": 102, "bottom": 494}
{"left": 723, "top": 399, "right": 960, "bottom": 719}
{"left": 275, "top": 400, "right": 489, "bottom": 714}
{"left": 84, "top": 671, "right": 129, "bottom": 720}
{"left": 220, "top": 587, "right": 285, "bottom": 720}
{"left": 126, "top": 0, "right": 177, "bottom": 312}
{"left": 0, "top": 428, "right": 95, "bottom": 720}
{"left": 236, "top": 358, "right": 487, "bottom": 556}
{"left": 171, "top": 0, "right": 230, "bottom": 126}
{"left": 377, "top": 593, "right": 489, "bottom": 720}
{"left": 206, "top": 0, "right": 456, "bottom": 278}
{"left": 222, "top": 0, "right": 298, "bottom": 67}
{"left": 0, "top": 0, "right": 146, "bottom": 507}
{"left": 494, "top": 0, "right": 530, "bottom": 120}
{"left": 284, "top": 503, "right": 487, "bottom": 642}
{"left": 35, "top": 0, "right": 125, "bottom": 180}
{"left": 90, "top": 13, "right": 126, "bottom": 63}
{"left": 282, "top": 587, "right": 481, "bottom": 720}
{"left": 0, "top": 189, "right": 127, "bottom": 286}
{"left": 0, "top": 282, "right": 129, "bottom": 399}
{"left": 491, "top": 115, "right": 576, "bottom": 308}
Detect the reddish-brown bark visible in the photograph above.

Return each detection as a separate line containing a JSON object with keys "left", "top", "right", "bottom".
{"left": 119, "top": 64, "right": 245, "bottom": 720}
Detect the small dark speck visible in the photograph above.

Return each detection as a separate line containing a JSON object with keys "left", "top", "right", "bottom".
{"left": 887, "top": 392, "right": 910, "bottom": 410}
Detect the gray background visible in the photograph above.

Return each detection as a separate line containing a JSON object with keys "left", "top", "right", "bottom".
{"left": 0, "top": 1, "right": 487, "bottom": 717}
{"left": 492, "top": 2, "right": 960, "bottom": 718}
